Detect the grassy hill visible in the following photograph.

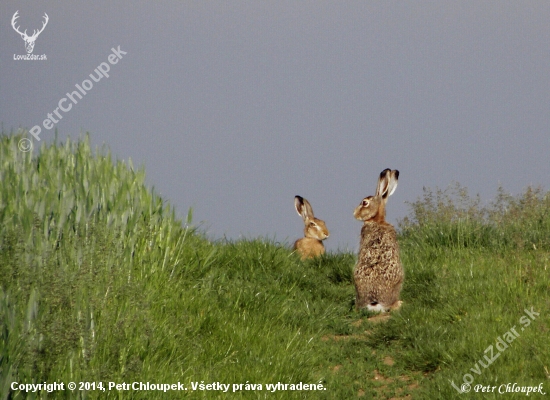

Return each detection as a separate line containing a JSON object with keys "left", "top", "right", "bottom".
{"left": 1, "top": 132, "right": 549, "bottom": 399}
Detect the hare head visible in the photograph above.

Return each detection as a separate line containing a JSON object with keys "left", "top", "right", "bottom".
{"left": 354, "top": 169, "right": 399, "bottom": 224}
{"left": 295, "top": 196, "right": 329, "bottom": 241}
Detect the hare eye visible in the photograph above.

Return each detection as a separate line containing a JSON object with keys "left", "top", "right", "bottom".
{"left": 362, "top": 199, "right": 369, "bottom": 206}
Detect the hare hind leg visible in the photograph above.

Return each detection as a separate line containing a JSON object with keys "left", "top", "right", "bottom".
{"left": 388, "top": 300, "right": 403, "bottom": 311}
{"left": 378, "top": 279, "right": 403, "bottom": 312}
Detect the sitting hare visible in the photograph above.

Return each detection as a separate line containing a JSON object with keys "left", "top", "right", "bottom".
{"left": 293, "top": 196, "right": 329, "bottom": 259}
{"left": 353, "top": 169, "right": 403, "bottom": 312}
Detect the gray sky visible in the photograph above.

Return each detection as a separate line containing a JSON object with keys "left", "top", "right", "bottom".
{"left": 1, "top": 1, "right": 549, "bottom": 252}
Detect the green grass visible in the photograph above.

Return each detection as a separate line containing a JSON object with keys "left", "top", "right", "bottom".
{"left": 1, "top": 131, "right": 549, "bottom": 399}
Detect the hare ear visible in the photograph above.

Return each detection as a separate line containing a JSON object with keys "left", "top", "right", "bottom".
{"left": 295, "top": 195, "right": 314, "bottom": 221}
{"left": 376, "top": 169, "right": 392, "bottom": 199}
{"left": 386, "top": 170, "right": 399, "bottom": 197}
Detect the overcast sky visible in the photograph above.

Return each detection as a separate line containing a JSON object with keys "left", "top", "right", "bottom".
{"left": 1, "top": 1, "right": 549, "bottom": 251}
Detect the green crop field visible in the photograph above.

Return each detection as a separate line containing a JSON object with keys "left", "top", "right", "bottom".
{"left": 1, "top": 132, "right": 548, "bottom": 399}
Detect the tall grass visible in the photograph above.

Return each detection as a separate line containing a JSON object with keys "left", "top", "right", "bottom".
{"left": 0, "top": 132, "right": 198, "bottom": 398}
{"left": 399, "top": 182, "right": 550, "bottom": 251}
{"left": 1, "top": 131, "right": 548, "bottom": 399}
{"left": 391, "top": 182, "right": 550, "bottom": 398}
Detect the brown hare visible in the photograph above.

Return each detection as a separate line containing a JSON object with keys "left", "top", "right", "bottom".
{"left": 293, "top": 196, "right": 329, "bottom": 259}
{"left": 353, "top": 169, "right": 403, "bottom": 312}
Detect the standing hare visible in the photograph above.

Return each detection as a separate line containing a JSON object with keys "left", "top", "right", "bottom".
{"left": 353, "top": 169, "right": 403, "bottom": 312}
{"left": 293, "top": 196, "right": 329, "bottom": 259}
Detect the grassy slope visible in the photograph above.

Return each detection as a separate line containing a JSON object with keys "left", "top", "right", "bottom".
{"left": 0, "top": 133, "right": 549, "bottom": 399}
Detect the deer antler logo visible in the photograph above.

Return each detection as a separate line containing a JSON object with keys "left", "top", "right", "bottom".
{"left": 11, "top": 11, "right": 49, "bottom": 54}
